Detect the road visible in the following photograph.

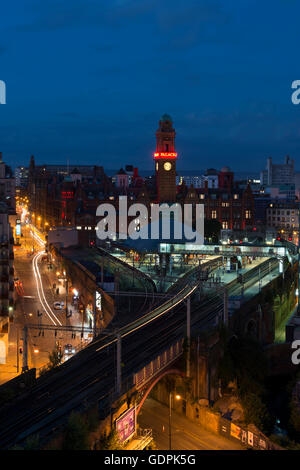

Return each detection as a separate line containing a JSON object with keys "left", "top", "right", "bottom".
{"left": 138, "top": 398, "right": 243, "bottom": 450}
{"left": 0, "top": 225, "right": 87, "bottom": 384}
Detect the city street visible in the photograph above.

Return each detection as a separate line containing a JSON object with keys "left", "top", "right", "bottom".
{"left": 138, "top": 398, "right": 244, "bottom": 450}
{"left": 0, "top": 224, "right": 89, "bottom": 384}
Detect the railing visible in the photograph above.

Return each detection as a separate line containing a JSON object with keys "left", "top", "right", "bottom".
{"left": 133, "top": 429, "right": 153, "bottom": 450}
{"left": 134, "top": 340, "right": 183, "bottom": 389}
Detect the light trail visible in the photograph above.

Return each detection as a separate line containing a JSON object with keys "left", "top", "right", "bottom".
{"left": 32, "top": 251, "right": 62, "bottom": 326}
{"left": 29, "top": 225, "right": 45, "bottom": 247}
{"left": 95, "top": 282, "right": 199, "bottom": 353}
{"left": 95, "top": 257, "right": 276, "bottom": 353}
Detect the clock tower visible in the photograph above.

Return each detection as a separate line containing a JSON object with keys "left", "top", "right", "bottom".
{"left": 154, "top": 114, "right": 177, "bottom": 203}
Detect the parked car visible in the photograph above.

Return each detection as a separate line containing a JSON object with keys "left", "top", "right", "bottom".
{"left": 53, "top": 301, "right": 64, "bottom": 310}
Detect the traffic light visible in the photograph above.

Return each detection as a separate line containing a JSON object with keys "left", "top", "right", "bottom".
{"left": 19, "top": 347, "right": 23, "bottom": 355}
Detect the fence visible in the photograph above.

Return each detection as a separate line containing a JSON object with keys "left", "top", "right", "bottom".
{"left": 218, "top": 417, "right": 281, "bottom": 450}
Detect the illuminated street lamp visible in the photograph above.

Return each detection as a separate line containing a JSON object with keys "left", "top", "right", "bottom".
{"left": 169, "top": 392, "right": 181, "bottom": 450}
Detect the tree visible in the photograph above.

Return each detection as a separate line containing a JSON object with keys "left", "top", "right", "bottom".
{"left": 62, "top": 412, "right": 89, "bottom": 450}
{"left": 96, "top": 429, "right": 123, "bottom": 450}
{"left": 242, "top": 393, "right": 274, "bottom": 434}
{"left": 218, "top": 334, "right": 275, "bottom": 433}
{"left": 48, "top": 346, "right": 63, "bottom": 368}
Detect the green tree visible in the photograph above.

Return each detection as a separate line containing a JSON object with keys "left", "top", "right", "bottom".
{"left": 48, "top": 346, "right": 63, "bottom": 368}
{"left": 62, "top": 412, "right": 89, "bottom": 450}
{"left": 218, "top": 334, "right": 274, "bottom": 434}
{"left": 241, "top": 393, "right": 274, "bottom": 434}
{"left": 96, "top": 429, "right": 123, "bottom": 450}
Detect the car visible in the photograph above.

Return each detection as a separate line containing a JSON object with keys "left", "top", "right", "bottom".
{"left": 64, "top": 344, "right": 75, "bottom": 355}
{"left": 53, "top": 301, "right": 64, "bottom": 310}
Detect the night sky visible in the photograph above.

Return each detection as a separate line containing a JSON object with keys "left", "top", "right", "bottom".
{"left": 1, "top": 0, "right": 300, "bottom": 172}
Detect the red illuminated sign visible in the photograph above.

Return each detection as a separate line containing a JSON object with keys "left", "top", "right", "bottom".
{"left": 154, "top": 152, "right": 178, "bottom": 159}
{"left": 61, "top": 191, "right": 74, "bottom": 199}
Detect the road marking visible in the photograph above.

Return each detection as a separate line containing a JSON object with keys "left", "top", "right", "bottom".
{"left": 32, "top": 251, "right": 62, "bottom": 326}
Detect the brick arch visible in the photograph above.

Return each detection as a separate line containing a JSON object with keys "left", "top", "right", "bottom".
{"left": 136, "top": 368, "right": 185, "bottom": 416}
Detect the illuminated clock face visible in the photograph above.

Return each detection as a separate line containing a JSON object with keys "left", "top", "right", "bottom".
{"left": 164, "top": 162, "right": 172, "bottom": 171}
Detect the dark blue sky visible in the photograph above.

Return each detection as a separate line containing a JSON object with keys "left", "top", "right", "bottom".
{"left": 1, "top": 0, "right": 300, "bottom": 172}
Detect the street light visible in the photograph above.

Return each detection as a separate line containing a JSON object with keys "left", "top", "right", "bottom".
{"left": 169, "top": 392, "right": 181, "bottom": 450}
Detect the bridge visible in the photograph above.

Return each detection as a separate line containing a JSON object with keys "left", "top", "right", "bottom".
{"left": 0, "top": 243, "right": 295, "bottom": 448}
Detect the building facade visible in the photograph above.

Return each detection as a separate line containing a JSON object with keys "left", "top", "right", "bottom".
{"left": 266, "top": 201, "right": 299, "bottom": 243}
{"left": 261, "top": 156, "right": 295, "bottom": 189}
{"left": 0, "top": 202, "right": 14, "bottom": 326}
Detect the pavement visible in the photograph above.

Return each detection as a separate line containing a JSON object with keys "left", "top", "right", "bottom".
{"left": 138, "top": 398, "right": 244, "bottom": 450}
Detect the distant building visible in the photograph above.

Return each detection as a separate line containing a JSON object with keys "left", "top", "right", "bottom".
{"left": 0, "top": 153, "right": 16, "bottom": 216}
{"left": 15, "top": 166, "right": 29, "bottom": 188}
{"left": 261, "top": 156, "right": 295, "bottom": 189}
{"left": 253, "top": 193, "right": 271, "bottom": 227}
{"left": 265, "top": 184, "right": 296, "bottom": 200}
{"left": 116, "top": 168, "right": 129, "bottom": 189}
{"left": 266, "top": 200, "right": 299, "bottom": 243}
{"left": 0, "top": 202, "right": 14, "bottom": 326}
{"left": 154, "top": 114, "right": 177, "bottom": 203}
{"left": 176, "top": 175, "right": 202, "bottom": 188}
{"left": 202, "top": 168, "right": 219, "bottom": 189}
